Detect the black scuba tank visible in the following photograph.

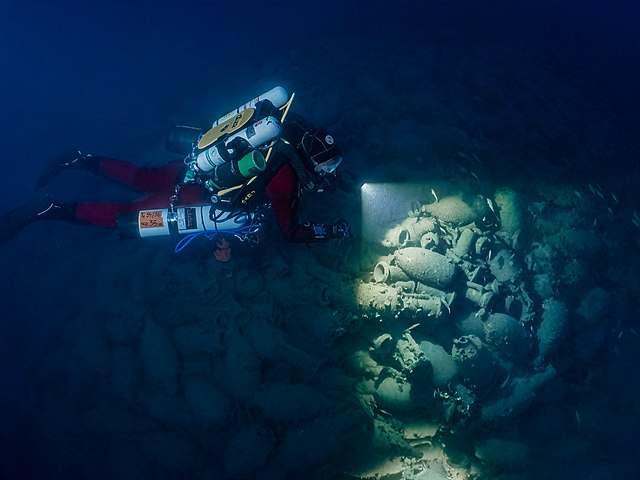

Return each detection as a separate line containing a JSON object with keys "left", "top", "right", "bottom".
{"left": 166, "top": 125, "right": 202, "bottom": 155}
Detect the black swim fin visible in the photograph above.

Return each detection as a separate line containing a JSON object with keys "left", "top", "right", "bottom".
{"left": 36, "top": 149, "right": 95, "bottom": 189}
{"left": 0, "top": 194, "right": 75, "bottom": 245}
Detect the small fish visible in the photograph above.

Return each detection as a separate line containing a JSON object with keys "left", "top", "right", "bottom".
{"left": 472, "top": 152, "right": 482, "bottom": 164}
{"left": 574, "top": 190, "right": 583, "bottom": 200}
{"left": 505, "top": 295, "right": 514, "bottom": 312}
{"left": 499, "top": 372, "right": 511, "bottom": 389}
{"left": 431, "top": 188, "right": 439, "bottom": 203}
{"left": 441, "top": 297, "right": 451, "bottom": 314}
{"left": 457, "top": 152, "right": 471, "bottom": 160}
{"left": 405, "top": 323, "right": 421, "bottom": 332}
{"left": 588, "top": 184, "right": 596, "bottom": 195}
{"left": 469, "top": 170, "right": 479, "bottom": 180}
{"left": 575, "top": 410, "right": 582, "bottom": 429}
{"left": 630, "top": 328, "right": 639, "bottom": 337}
{"left": 525, "top": 254, "right": 533, "bottom": 271}
{"left": 486, "top": 198, "right": 495, "bottom": 212}
{"left": 611, "top": 193, "right": 619, "bottom": 205}
{"left": 607, "top": 207, "right": 614, "bottom": 216}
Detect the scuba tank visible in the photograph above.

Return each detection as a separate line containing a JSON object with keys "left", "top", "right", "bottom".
{"left": 165, "top": 84, "right": 289, "bottom": 157}
{"left": 173, "top": 86, "right": 291, "bottom": 194}
{"left": 212, "top": 86, "right": 289, "bottom": 126}
{"left": 118, "top": 205, "right": 257, "bottom": 239}
{"left": 194, "top": 116, "right": 281, "bottom": 174}
{"left": 166, "top": 125, "right": 202, "bottom": 155}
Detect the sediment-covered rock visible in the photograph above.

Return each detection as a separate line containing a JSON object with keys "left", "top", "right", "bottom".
{"left": 172, "top": 323, "right": 224, "bottom": 358}
{"left": 481, "top": 366, "right": 557, "bottom": 422}
{"left": 253, "top": 383, "right": 331, "bottom": 422}
{"left": 534, "top": 299, "right": 568, "bottom": 368}
{"left": 451, "top": 334, "right": 501, "bottom": 388}
{"left": 111, "top": 345, "right": 141, "bottom": 401}
{"left": 533, "top": 273, "right": 556, "bottom": 299}
{"left": 140, "top": 431, "right": 202, "bottom": 476}
{"left": 489, "top": 249, "right": 521, "bottom": 283}
{"left": 82, "top": 405, "right": 135, "bottom": 441}
{"left": 106, "top": 313, "right": 142, "bottom": 345}
{"left": 63, "top": 316, "right": 111, "bottom": 385}
{"left": 223, "top": 328, "right": 261, "bottom": 401}
{"left": 484, "top": 313, "right": 530, "bottom": 358}
{"left": 375, "top": 375, "right": 412, "bottom": 411}
{"left": 547, "top": 229, "right": 601, "bottom": 258}
{"left": 243, "top": 321, "right": 322, "bottom": 378}
{"left": 184, "top": 379, "right": 230, "bottom": 427}
{"left": 140, "top": 319, "right": 180, "bottom": 394}
{"left": 223, "top": 424, "right": 274, "bottom": 478}
{"left": 420, "top": 340, "right": 459, "bottom": 385}
{"left": 143, "top": 389, "right": 194, "bottom": 429}
{"left": 475, "top": 437, "right": 530, "bottom": 470}
{"left": 273, "top": 408, "right": 368, "bottom": 472}
{"left": 576, "top": 287, "right": 611, "bottom": 325}
{"left": 494, "top": 188, "right": 522, "bottom": 246}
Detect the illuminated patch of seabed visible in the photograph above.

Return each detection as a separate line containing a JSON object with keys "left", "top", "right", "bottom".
{"left": 348, "top": 179, "right": 635, "bottom": 478}
{"left": 351, "top": 182, "right": 485, "bottom": 478}
{"left": 354, "top": 422, "right": 479, "bottom": 479}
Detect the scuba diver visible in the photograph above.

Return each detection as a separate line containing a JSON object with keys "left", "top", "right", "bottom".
{"left": 0, "top": 87, "right": 351, "bottom": 258}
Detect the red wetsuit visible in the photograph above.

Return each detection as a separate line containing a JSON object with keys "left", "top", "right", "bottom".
{"left": 73, "top": 155, "right": 315, "bottom": 242}
{"left": 74, "top": 157, "right": 205, "bottom": 228}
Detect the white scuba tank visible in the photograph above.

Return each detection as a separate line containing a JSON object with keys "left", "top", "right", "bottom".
{"left": 133, "top": 205, "right": 252, "bottom": 238}
{"left": 213, "top": 86, "right": 289, "bottom": 126}
{"left": 195, "top": 115, "right": 282, "bottom": 173}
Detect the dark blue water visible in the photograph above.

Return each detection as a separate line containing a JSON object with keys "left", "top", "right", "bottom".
{"left": 1, "top": 1, "right": 639, "bottom": 479}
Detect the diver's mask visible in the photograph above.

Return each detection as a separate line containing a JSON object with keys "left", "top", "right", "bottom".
{"left": 301, "top": 129, "right": 343, "bottom": 176}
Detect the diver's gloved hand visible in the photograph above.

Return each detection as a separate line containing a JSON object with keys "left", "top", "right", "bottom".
{"left": 302, "top": 176, "right": 332, "bottom": 193}
{"left": 303, "top": 179, "right": 317, "bottom": 192}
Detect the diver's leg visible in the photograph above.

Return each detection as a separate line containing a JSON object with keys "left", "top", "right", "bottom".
{"left": 74, "top": 194, "right": 171, "bottom": 228}
{"left": 96, "top": 158, "right": 183, "bottom": 193}
{"left": 37, "top": 151, "right": 183, "bottom": 194}
{"left": 0, "top": 192, "right": 177, "bottom": 245}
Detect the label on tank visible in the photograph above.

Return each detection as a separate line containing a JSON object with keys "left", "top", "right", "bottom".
{"left": 139, "top": 210, "right": 164, "bottom": 229}
{"left": 179, "top": 207, "right": 198, "bottom": 230}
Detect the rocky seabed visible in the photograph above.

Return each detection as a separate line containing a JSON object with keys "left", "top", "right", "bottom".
{"left": 18, "top": 177, "right": 640, "bottom": 480}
